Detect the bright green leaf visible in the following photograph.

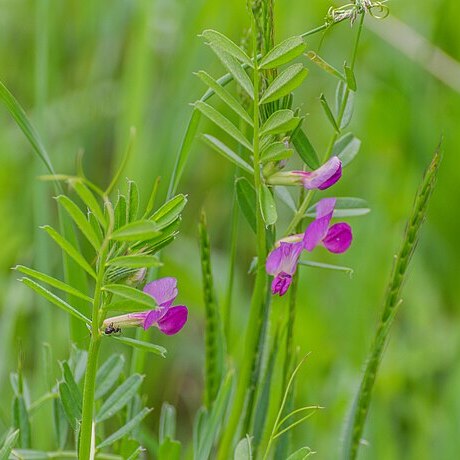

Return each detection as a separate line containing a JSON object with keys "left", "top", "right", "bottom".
{"left": 196, "top": 70, "right": 253, "bottom": 125}
{"left": 260, "top": 109, "right": 300, "bottom": 136}
{"left": 260, "top": 36, "right": 306, "bottom": 69}
{"left": 127, "top": 180, "right": 139, "bottom": 222}
{"left": 95, "top": 354, "right": 125, "bottom": 400}
{"left": 96, "top": 374, "right": 144, "bottom": 422}
{"left": 103, "top": 284, "right": 158, "bottom": 309}
{"left": 208, "top": 46, "right": 254, "bottom": 99}
{"left": 150, "top": 194, "right": 187, "bottom": 229}
{"left": 97, "top": 407, "right": 152, "bottom": 448}
{"left": 306, "top": 51, "right": 346, "bottom": 81}
{"left": 58, "top": 382, "right": 81, "bottom": 430}
{"left": 202, "top": 134, "right": 254, "bottom": 174}
{"left": 194, "top": 100, "right": 253, "bottom": 151}
{"left": 20, "top": 278, "right": 90, "bottom": 325}
{"left": 202, "top": 29, "right": 252, "bottom": 66}
{"left": 344, "top": 63, "right": 357, "bottom": 91}
{"left": 319, "top": 93, "right": 340, "bottom": 133}
{"left": 13, "top": 397, "right": 30, "bottom": 448}
{"left": 291, "top": 127, "right": 320, "bottom": 169}
{"left": 306, "top": 197, "right": 369, "bottom": 218}
{"left": 259, "top": 184, "right": 277, "bottom": 226}
{"left": 106, "top": 254, "right": 162, "bottom": 269}
{"left": 260, "top": 142, "right": 293, "bottom": 163}
{"left": 109, "top": 336, "right": 167, "bottom": 358}
{"left": 41, "top": 225, "right": 96, "bottom": 279}
{"left": 56, "top": 195, "right": 101, "bottom": 250}
{"left": 235, "top": 177, "right": 256, "bottom": 233}
{"left": 332, "top": 133, "right": 361, "bottom": 166}
{"left": 111, "top": 220, "right": 161, "bottom": 241}
{"left": 234, "top": 436, "right": 253, "bottom": 460}
{"left": 71, "top": 179, "right": 106, "bottom": 228}
{"left": 260, "top": 64, "right": 308, "bottom": 104}
{"left": 0, "top": 429, "right": 20, "bottom": 459}
{"left": 14, "top": 265, "right": 93, "bottom": 303}
{"left": 114, "top": 194, "right": 127, "bottom": 230}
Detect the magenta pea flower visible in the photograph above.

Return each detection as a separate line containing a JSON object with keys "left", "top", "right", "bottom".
{"left": 266, "top": 241, "right": 304, "bottom": 296}
{"left": 266, "top": 156, "right": 342, "bottom": 191}
{"left": 266, "top": 198, "right": 352, "bottom": 296}
{"left": 103, "top": 277, "right": 188, "bottom": 335}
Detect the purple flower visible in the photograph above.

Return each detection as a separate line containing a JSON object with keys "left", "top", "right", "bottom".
{"left": 265, "top": 198, "right": 352, "bottom": 296}
{"left": 266, "top": 157, "right": 342, "bottom": 191}
{"left": 266, "top": 242, "right": 303, "bottom": 296}
{"left": 103, "top": 277, "right": 188, "bottom": 335}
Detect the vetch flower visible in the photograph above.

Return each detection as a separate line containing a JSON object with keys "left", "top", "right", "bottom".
{"left": 266, "top": 241, "right": 303, "bottom": 296}
{"left": 265, "top": 198, "right": 352, "bottom": 296}
{"left": 266, "top": 156, "right": 342, "bottom": 191}
{"left": 103, "top": 277, "right": 188, "bottom": 335}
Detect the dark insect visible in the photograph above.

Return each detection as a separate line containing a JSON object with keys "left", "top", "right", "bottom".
{"left": 104, "top": 323, "right": 121, "bottom": 335}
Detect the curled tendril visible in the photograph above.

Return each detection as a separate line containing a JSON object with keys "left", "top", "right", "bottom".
{"left": 326, "top": 0, "right": 389, "bottom": 26}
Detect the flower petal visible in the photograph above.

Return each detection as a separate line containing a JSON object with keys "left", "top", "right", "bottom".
{"left": 266, "top": 242, "right": 303, "bottom": 276}
{"left": 315, "top": 198, "right": 337, "bottom": 219}
{"left": 271, "top": 272, "right": 292, "bottom": 296}
{"left": 142, "top": 308, "right": 167, "bottom": 330}
{"left": 303, "top": 212, "right": 333, "bottom": 251}
{"left": 157, "top": 306, "right": 188, "bottom": 335}
{"left": 322, "top": 222, "right": 352, "bottom": 253}
{"left": 143, "top": 277, "right": 178, "bottom": 307}
{"left": 296, "top": 156, "right": 342, "bottom": 190}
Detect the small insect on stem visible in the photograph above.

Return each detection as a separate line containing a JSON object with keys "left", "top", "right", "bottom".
{"left": 104, "top": 322, "right": 121, "bottom": 335}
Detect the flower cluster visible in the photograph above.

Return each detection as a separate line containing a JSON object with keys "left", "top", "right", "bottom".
{"left": 266, "top": 157, "right": 353, "bottom": 296}
{"left": 103, "top": 277, "right": 188, "bottom": 335}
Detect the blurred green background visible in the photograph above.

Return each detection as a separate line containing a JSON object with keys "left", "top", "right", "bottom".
{"left": 0, "top": 0, "right": 458, "bottom": 458}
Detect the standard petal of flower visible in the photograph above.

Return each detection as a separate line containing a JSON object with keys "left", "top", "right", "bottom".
{"left": 315, "top": 197, "right": 337, "bottom": 219}
{"left": 303, "top": 213, "right": 333, "bottom": 251}
{"left": 157, "top": 306, "right": 188, "bottom": 335}
{"left": 143, "top": 277, "right": 178, "bottom": 307}
{"left": 297, "top": 156, "right": 342, "bottom": 190}
{"left": 322, "top": 222, "right": 353, "bottom": 253}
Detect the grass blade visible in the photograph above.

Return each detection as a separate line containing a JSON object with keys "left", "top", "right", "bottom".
{"left": 0, "top": 80, "right": 56, "bottom": 177}
{"left": 342, "top": 148, "right": 441, "bottom": 460}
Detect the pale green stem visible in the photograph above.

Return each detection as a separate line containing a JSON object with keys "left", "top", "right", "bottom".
{"left": 217, "top": 12, "right": 268, "bottom": 459}
{"left": 79, "top": 204, "right": 112, "bottom": 459}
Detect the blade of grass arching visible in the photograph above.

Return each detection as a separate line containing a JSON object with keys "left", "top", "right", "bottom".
{"left": 0, "top": 79, "right": 90, "bottom": 343}
{"left": 199, "top": 211, "right": 226, "bottom": 408}
{"left": 342, "top": 148, "right": 441, "bottom": 460}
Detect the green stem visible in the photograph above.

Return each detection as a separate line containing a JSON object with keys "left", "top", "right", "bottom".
{"left": 79, "top": 229, "right": 110, "bottom": 458}
{"left": 217, "top": 12, "right": 268, "bottom": 458}
{"left": 342, "top": 150, "right": 441, "bottom": 460}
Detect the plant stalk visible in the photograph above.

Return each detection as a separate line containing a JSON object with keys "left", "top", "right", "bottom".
{"left": 217, "top": 11, "right": 268, "bottom": 458}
